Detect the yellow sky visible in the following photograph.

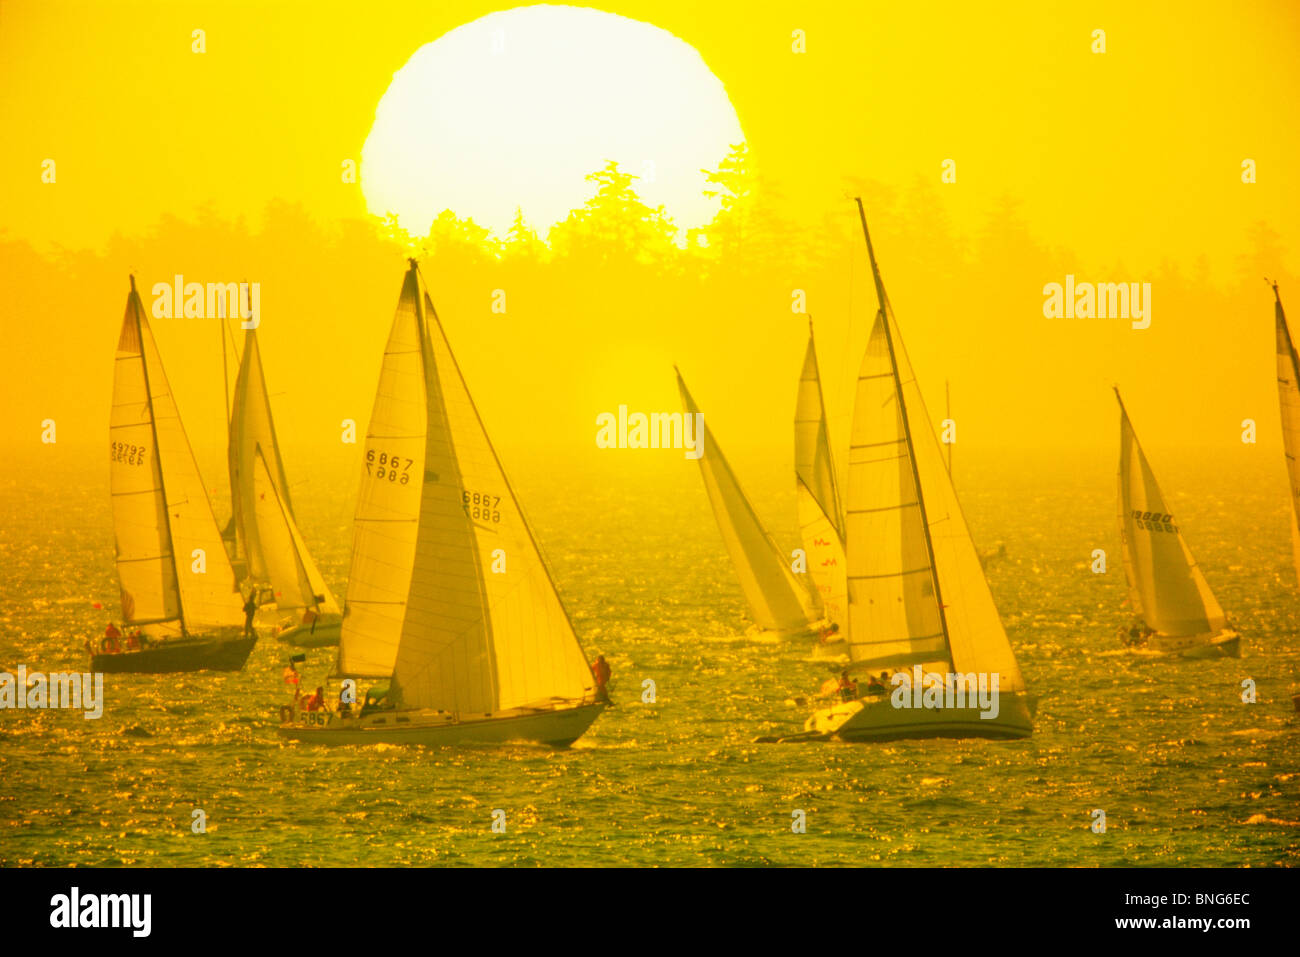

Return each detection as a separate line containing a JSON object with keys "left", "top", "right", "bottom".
{"left": 2, "top": 0, "right": 1299, "bottom": 471}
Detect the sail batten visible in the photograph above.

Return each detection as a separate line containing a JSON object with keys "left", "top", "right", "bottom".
{"left": 679, "top": 369, "right": 821, "bottom": 633}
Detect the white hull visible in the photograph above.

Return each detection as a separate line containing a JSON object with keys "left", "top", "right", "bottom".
{"left": 275, "top": 615, "right": 343, "bottom": 648}
{"left": 278, "top": 701, "right": 605, "bottom": 748}
{"left": 805, "top": 692, "right": 1036, "bottom": 742}
{"left": 1121, "top": 628, "right": 1241, "bottom": 659}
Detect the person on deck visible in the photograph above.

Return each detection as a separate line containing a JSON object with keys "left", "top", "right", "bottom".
{"left": 283, "top": 660, "right": 301, "bottom": 698}
{"left": 865, "top": 672, "right": 887, "bottom": 695}
{"left": 101, "top": 623, "right": 123, "bottom": 654}
{"left": 303, "top": 686, "right": 325, "bottom": 712}
{"left": 837, "top": 670, "right": 858, "bottom": 701}
{"left": 591, "top": 654, "right": 612, "bottom": 703}
{"left": 242, "top": 591, "right": 258, "bottom": 636}
{"left": 819, "top": 622, "right": 840, "bottom": 643}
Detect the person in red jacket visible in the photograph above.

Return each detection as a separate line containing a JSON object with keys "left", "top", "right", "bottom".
{"left": 591, "top": 655, "right": 612, "bottom": 703}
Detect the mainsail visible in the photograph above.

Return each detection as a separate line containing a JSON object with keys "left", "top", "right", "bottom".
{"left": 1115, "top": 389, "right": 1226, "bottom": 636}
{"left": 251, "top": 445, "right": 340, "bottom": 618}
{"left": 844, "top": 201, "right": 1025, "bottom": 690}
{"left": 337, "top": 261, "right": 595, "bottom": 713}
{"left": 110, "top": 277, "right": 244, "bottom": 637}
{"left": 1273, "top": 283, "right": 1300, "bottom": 589}
{"left": 677, "top": 368, "right": 822, "bottom": 633}
{"left": 794, "top": 320, "right": 848, "bottom": 630}
{"left": 228, "top": 325, "right": 294, "bottom": 585}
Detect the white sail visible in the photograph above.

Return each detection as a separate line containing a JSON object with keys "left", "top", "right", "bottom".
{"left": 845, "top": 206, "right": 1025, "bottom": 690}
{"left": 229, "top": 326, "right": 294, "bottom": 583}
{"left": 340, "top": 262, "right": 595, "bottom": 714}
{"left": 1273, "top": 285, "right": 1300, "bottom": 589}
{"left": 252, "top": 445, "right": 340, "bottom": 617}
{"left": 110, "top": 278, "right": 244, "bottom": 635}
{"left": 338, "top": 267, "right": 428, "bottom": 678}
{"left": 1115, "top": 391, "right": 1226, "bottom": 636}
{"left": 677, "top": 369, "right": 822, "bottom": 632}
{"left": 794, "top": 321, "right": 848, "bottom": 630}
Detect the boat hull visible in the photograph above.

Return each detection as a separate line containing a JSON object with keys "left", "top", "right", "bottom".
{"left": 91, "top": 632, "right": 256, "bottom": 673}
{"left": 275, "top": 617, "right": 342, "bottom": 648}
{"left": 804, "top": 692, "right": 1037, "bottom": 742}
{"left": 1121, "top": 628, "right": 1242, "bottom": 658}
{"left": 277, "top": 701, "right": 605, "bottom": 748}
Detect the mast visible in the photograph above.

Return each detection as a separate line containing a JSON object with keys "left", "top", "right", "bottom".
{"left": 853, "top": 197, "right": 952, "bottom": 663}
{"left": 130, "top": 275, "right": 188, "bottom": 636}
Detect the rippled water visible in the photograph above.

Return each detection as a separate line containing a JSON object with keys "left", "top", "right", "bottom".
{"left": 2, "top": 450, "right": 1297, "bottom": 866}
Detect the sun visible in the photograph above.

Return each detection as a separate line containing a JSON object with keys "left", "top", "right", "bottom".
{"left": 360, "top": 4, "right": 746, "bottom": 241}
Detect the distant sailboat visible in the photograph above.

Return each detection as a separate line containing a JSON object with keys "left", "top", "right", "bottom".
{"left": 676, "top": 368, "right": 824, "bottom": 636}
{"left": 279, "top": 261, "right": 604, "bottom": 746}
{"left": 1272, "top": 282, "right": 1300, "bottom": 589}
{"left": 794, "top": 320, "right": 848, "bottom": 651}
{"left": 804, "top": 201, "right": 1034, "bottom": 741}
{"left": 228, "top": 321, "right": 342, "bottom": 646}
{"left": 1114, "top": 388, "right": 1240, "bottom": 657}
{"left": 100, "top": 276, "right": 255, "bottom": 673}
{"left": 251, "top": 445, "right": 342, "bottom": 647}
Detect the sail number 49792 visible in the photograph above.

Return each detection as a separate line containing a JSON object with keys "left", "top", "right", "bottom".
{"left": 365, "top": 449, "right": 413, "bottom": 484}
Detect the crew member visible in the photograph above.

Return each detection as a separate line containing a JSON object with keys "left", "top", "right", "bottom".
{"left": 591, "top": 654, "right": 612, "bottom": 703}
{"left": 837, "top": 669, "right": 858, "bottom": 701}
{"left": 243, "top": 591, "right": 258, "bottom": 636}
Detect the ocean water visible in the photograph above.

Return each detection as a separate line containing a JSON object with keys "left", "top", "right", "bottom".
{"left": 1, "top": 450, "right": 1297, "bottom": 867}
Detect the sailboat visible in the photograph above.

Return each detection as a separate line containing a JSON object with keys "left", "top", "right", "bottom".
{"left": 250, "top": 445, "right": 342, "bottom": 646}
{"left": 278, "top": 261, "right": 604, "bottom": 746}
{"left": 804, "top": 200, "right": 1035, "bottom": 741}
{"left": 794, "top": 320, "right": 848, "bottom": 653}
{"left": 100, "top": 276, "right": 255, "bottom": 673}
{"left": 676, "top": 368, "right": 825, "bottom": 636}
{"left": 1114, "top": 389, "right": 1240, "bottom": 657}
{"left": 228, "top": 322, "right": 342, "bottom": 646}
{"left": 1272, "top": 282, "right": 1300, "bottom": 590}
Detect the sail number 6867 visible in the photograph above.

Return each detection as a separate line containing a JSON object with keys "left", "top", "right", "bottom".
{"left": 365, "top": 449, "right": 414, "bottom": 484}
{"left": 464, "top": 490, "right": 501, "bottom": 523}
